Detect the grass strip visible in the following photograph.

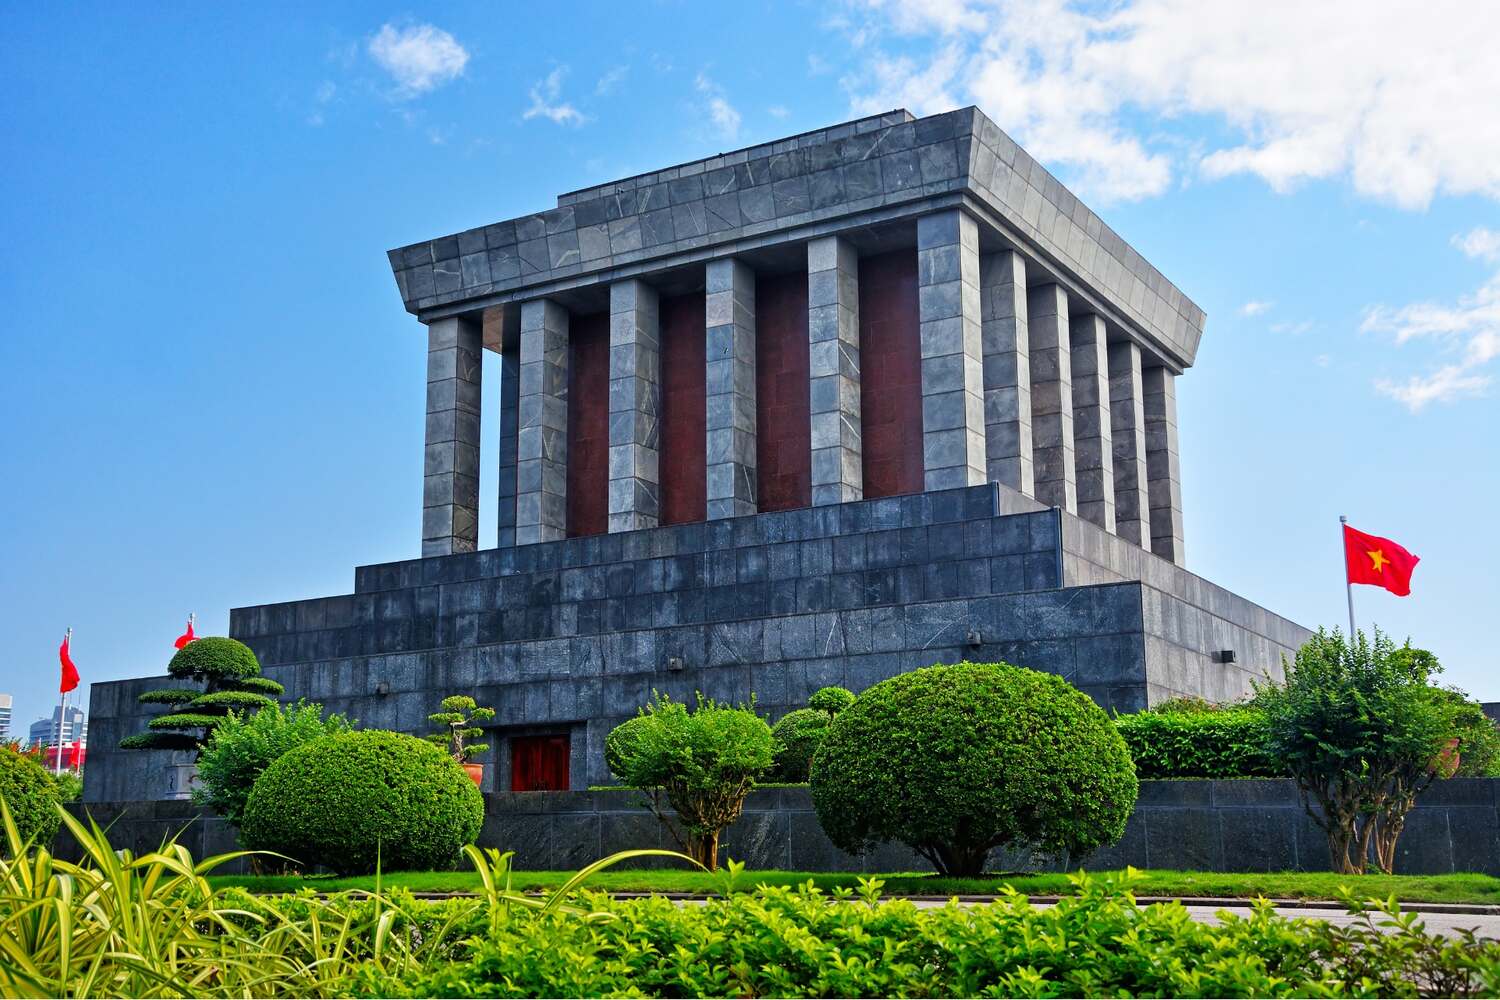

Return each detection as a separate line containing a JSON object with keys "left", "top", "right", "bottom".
{"left": 211, "top": 867, "right": 1500, "bottom": 904}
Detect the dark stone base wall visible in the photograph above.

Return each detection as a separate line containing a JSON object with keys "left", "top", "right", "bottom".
{"left": 84, "top": 485, "right": 1309, "bottom": 803}
{"left": 63, "top": 779, "right": 1500, "bottom": 877}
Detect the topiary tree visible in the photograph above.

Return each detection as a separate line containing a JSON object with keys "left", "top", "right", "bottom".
{"left": 606, "top": 693, "right": 775, "bottom": 871}
{"left": 811, "top": 662, "right": 1138, "bottom": 877}
{"left": 1254, "top": 628, "right": 1472, "bottom": 874}
{"left": 0, "top": 745, "right": 64, "bottom": 855}
{"left": 119, "top": 637, "right": 284, "bottom": 755}
{"left": 241, "top": 730, "right": 483, "bottom": 875}
{"left": 426, "top": 695, "right": 494, "bottom": 762}
{"left": 193, "top": 700, "right": 354, "bottom": 829}
{"left": 770, "top": 686, "right": 855, "bottom": 782}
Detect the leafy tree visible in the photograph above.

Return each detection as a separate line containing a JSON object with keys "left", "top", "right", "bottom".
{"left": 426, "top": 695, "right": 494, "bottom": 763}
{"left": 769, "top": 686, "right": 854, "bottom": 782}
{"left": 193, "top": 700, "right": 354, "bottom": 828}
{"left": 811, "top": 662, "right": 1137, "bottom": 877}
{"left": 606, "top": 693, "right": 775, "bottom": 871}
{"left": 0, "top": 745, "right": 63, "bottom": 855}
{"left": 1254, "top": 628, "right": 1466, "bottom": 874}
{"left": 119, "top": 638, "right": 284, "bottom": 756}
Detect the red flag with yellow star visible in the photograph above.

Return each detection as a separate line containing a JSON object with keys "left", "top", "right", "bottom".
{"left": 1343, "top": 524, "right": 1419, "bottom": 597}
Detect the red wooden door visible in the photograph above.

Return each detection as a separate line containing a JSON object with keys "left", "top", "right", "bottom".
{"left": 510, "top": 734, "right": 570, "bottom": 791}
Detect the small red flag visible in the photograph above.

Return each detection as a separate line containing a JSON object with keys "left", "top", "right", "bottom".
{"left": 59, "top": 633, "right": 80, "bottom": 694}
{"left": 1344, "top": 524, "right": 1420, "bottom": 597}
{"left": 174, "top": 617, "right": 196, "bottom": 650}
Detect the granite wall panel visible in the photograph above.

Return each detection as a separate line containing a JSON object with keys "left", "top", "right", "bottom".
{"left": 68, "top": 779, "right": 1500, "bottom": 876}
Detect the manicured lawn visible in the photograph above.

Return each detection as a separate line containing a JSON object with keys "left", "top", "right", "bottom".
{"left": 211, "top": 867, "right": 1500, "bottom": 904}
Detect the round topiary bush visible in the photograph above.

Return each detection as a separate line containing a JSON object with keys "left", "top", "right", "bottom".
{"left": 0, "top": 746, "right": 63, "bottom": 855}
{"left": 167, "top": 637, "right": 262, "bottom": 681}
{"left": 604, "top": 714, "right": 652, "bottom": 782}
{"left": 769, "top": 709, "right": 832, "bottom": 782}
{"left": 240, "top": 730, "right": 483, "bottom": 875}
{"left": 807, "top": 686, "right": 855, "bottom": 715}
{"left": 811, "top": 662, "right": 1138, "bottom": 876}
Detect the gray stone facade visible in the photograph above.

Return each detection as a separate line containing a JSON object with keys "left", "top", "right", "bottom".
{"left": 806, "top": 237, "right": 862, "bottom": 506}
{"left": 705, "top": 258, "right": 758, "bottom": 519}
{"left": 85, "top": 485, "right": 1307, "bottom": 802}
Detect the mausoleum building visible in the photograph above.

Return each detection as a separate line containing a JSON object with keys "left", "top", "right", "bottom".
{"left": 85, "top": 108, "right": 1309, "bottom": 801}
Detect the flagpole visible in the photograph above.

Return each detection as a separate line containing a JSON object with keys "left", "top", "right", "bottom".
{"left": 1339, "top": 516, "right": 1357, "bottom": 642}
{"left": 55, "top": 628, "right": 70, "bottom": 776}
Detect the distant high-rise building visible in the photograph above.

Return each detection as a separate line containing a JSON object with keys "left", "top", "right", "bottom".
{"left": 29, "top": 704, "right": 86, "bottom": 747}
{"left": 0, "top": 694, "right": 11, "bottom": 741}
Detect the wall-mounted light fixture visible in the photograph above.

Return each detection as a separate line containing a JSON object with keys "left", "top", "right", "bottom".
{"left": 1210, "top": 650, "right": 1237, "bottom": 664}
{"left": 965, "top": 629, "right": 983, "bottom": 649}
{"left": 664, "top": 655, "right": 685, "bottom": 672}
{"left": 374, "top": 680, "right": 391, "bottom": 697}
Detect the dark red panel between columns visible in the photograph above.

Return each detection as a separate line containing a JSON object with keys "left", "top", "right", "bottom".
{"left": 756, "top": 270, "right": 812, "bottom": 512}
{"left": 566, "top": 311, "right": 609, "bottom": 537}
{"left": 660, "top": 291, "right": 707, "bottom": 525}
{"left": 858, "top": 249, "right": 924, "bottom": 499}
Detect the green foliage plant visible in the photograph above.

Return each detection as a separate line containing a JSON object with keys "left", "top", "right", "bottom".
{"left": 119, "top": 637, "right": 285, "bottom": 755}
{"left": 1114, "top": 706, "right": 1279, "bottom": 778}
{"left": 1254, "top": 628, "right": 1465, "bottom": 875}
{"left": 811, "top": 662, "right": 1138, "bottom": 877}
{"left": 606, "top": 693, "right": 775, "bottom": 871}
{"left": 0, "top": 747, "right": 62, "bottom": 855}
{"left": 769, "top": 686, "right": 855, "bottom": 782}
{"left": 241, "top": 730, "right": 484, "bottom": 875}
{"left": 193, "top": 700, "right": 354, "bottom": 829}
{"left": 426, "top": 695, "right": 495, "bottom": 763}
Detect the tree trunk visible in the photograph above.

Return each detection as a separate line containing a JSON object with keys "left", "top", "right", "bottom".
{"left": 689, "top": 830, "right": 721, "bottom": 872}
{"left": 934, "top": 842, "right": 989, "bottom": 878}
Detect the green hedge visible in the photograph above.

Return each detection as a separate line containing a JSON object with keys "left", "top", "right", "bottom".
{"left": 362, "top": 873, "right": 1500, "bottom": 998}
{"left": 241, "top": 730, "right": 482, "bottom": 875}
{"left": 0, "top": 747, "right": 63, "bottom": 854}
{"left": 1115, "top": 708, "right": 1280, "bottom": 779}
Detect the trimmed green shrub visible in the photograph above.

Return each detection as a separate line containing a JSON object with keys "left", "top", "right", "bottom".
{"left": 607, "top": 694, "right": 775, "bottom": 871}
{"left": 604, "top": 714, "right": 651, "bottom": 780}
{"left": 0, "top": 746, "right": 63, "bottom": 854}
{"left": 121, "top": 637, "right": 286, "bottom": 755}
{"left": 168, "top": 636, "right": 262, "bottom": 681}
{"left": 193, "top": 700, "right": 354, "bottom": 828}
{"left": 366, "top": 872, "right": 1500, "bottom": 999}
{"left": 241, "top": 730, "right": 482, "bottom": 875}
{"left": 769, "top": 686, "right": 854, "bottom": 782}
{"left": 1115, "top": 708, "right": 1279, "bottom": 778}
{"left": 811, "top": 662, "right": 1137, "bottom": 876}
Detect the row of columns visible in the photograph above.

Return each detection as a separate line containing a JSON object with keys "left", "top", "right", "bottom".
{"left": 420, "top": 209, "right": 1185, "bottom": 564}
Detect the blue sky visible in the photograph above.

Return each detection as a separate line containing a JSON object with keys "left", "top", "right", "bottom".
{"left": 3, "top": 2, "right": 1497, "bottom": 735}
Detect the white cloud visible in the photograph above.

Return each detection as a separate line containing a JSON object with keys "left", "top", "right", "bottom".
{"left": 1239, "top": 300, "right": 1273, "bottom": 317}
{"left": 1314, "top": 354, "right": 1332, "bottom": 368}
{"left": 523, "top": 67, "right": 587, "bottom": 126}
{"left": 1270, "top": 320, "right": 1313, "bottom": 336}
{"left": 595, "top": 65, "right": 628, "bottom": 96}
{"left": 1454, "top": 227, "right": 1500, "bottom": 263}
{"left": 368, "top": 23, "right": 468, "bottom": 97}
{"left": 695, "top": 74, "right": 742, "bottom": 141}
{"left": 768, "top": 105, "right": 790, "bottom": 119}
{"left": 1365, "top": 234, "right": 1500, "bottom": 411}
{"left": 835, "top": 0, "right": 1500, "bottom": 208}
{"left": 306, "top": 80, "right": 337, "bottom": 126}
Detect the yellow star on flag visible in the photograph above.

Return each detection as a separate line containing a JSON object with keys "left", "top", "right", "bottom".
{"left": 1366, "top": 548, "right": 1389, "bottom": 573}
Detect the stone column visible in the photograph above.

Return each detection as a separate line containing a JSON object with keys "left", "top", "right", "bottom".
{"left": 1143, "top": 365, "right": 1186, "bottom": 564}
{"left": 1107, "top": 340, "right": 1151, "bottom": 548}
{"left": 516, "top": 299, "right": 569, "bottom": 545}
{"left": 1069, "top": 314, "right": 1115, "bottom": 532}
{"left": 705, "top": 258, "right": 757, "bottom": 519}
{"left": 979, "top": 249, "right": 1033, "bottom": 495}
{"left": 422, "top": 316, "right": 482, "bottom": 556}
{"left": 917, "top": 211, "right": 986, "bottom": 491}
{"left": 608, "top": 279, "right": 661, "bottom": 532}
{"left": 807, "top": 237, "right": 862, "bottom": 506}
{"left": 495, "top": 347, "right": 521, "bottom": 547}
{"left": 1027, "top": 284, "right": 1077, "bottom": 513}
